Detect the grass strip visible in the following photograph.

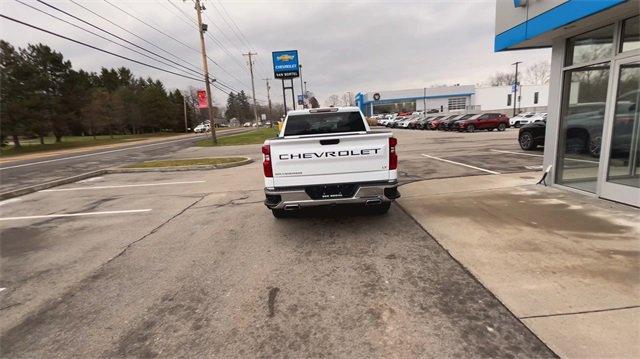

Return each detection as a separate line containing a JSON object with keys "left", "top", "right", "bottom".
{"left": 124, "top": 157, "right": 246, "bottom": 168}
{"left": 196, "top": 128, "right": 278, "bottom": 147}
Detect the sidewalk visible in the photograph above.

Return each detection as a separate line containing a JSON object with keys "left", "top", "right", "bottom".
{"left": 398, "top": 172, "right": 640, "bottom": 358}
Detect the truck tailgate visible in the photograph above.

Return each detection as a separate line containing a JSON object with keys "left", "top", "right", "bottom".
{"left": 270, "top": 132, "right": 391, "bottom": 187}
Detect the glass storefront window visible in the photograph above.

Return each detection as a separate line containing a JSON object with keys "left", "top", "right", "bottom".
{"left": 565, "top": 25, "right": 614, "bottom": 66}
{"left": 556, "top": 64, "right": 610, "bottom": 193}
{"left": 620, "top": 16, "right": 640, "bottom": 53}
{"left": 606, "top": 62, "right": 640, "bottom": 188}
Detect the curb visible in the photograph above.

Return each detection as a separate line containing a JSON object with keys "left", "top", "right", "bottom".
{"left": 0, "top": 170, "right": 108, "bottom": 200}
{"left": 0, "top": 157, "right": 253, "bottom": 200}
{"left": 109, "top": 157, "right": 254, "bottom": 173}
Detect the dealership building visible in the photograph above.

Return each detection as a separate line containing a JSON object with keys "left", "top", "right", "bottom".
{"left": 495, "top": 0, "right": 638, "bottom": 207}
{"left": 355, "top": 84, "right": 549, "bottom": 116}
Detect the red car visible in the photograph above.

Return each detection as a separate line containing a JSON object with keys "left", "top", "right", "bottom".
{"left": 430, "top": 115, "right": 457, "bottom": 130}
{"left": 456, "top": 113, "right": 509, "bottom": 132}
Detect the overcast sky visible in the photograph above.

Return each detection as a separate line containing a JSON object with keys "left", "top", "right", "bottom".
{"left": 1, "top": 0, "right": 550, "bottom": 106}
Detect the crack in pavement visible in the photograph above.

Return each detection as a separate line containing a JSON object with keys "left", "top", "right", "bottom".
{"left": 194, "top": 195, "right": 264, "bottom": 210}
{"left": 519, "top": 305, "right": 640, "bottom": 320}
{"left": 104, "top": 194, "right": 208, "bottom": 265}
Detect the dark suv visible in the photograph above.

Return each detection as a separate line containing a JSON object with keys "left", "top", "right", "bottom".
{"left": 456, "top": 113, "right": 509, "bottom": 132}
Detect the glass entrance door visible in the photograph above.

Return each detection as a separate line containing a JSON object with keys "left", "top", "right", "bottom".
{"left": 600, "top": 57, "right": 640, "bottom": 206}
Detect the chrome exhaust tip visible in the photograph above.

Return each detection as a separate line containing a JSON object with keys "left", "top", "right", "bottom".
{"left": 365, "top": 198, "right": 383, "bottom": 206}
{"left": 284, "top": 204, "right": 301, "bottom": 211}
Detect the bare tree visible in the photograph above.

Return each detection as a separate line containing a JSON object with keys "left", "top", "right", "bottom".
{"left": 324, "top": 94, "right": 341, "bottom": 107}
{"left": 486, "top": 71, "right": 515, "bottom": 86}
{"left": 340, "top": 93, "right": 354, "bottom": 106}
{"left": 524, "top": 61, "right": 550, "bottom": 85}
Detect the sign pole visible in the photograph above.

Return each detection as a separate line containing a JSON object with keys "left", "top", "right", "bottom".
{"left": 281, "top": 79, "right": 288, "bottom": 115}
{"left": 290, "top": 78, "right": 296, "bottom": 110}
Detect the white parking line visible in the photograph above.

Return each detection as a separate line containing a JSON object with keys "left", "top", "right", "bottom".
{"left": 0, "top": 135, "right": 206, "bottom": 171}
{"left": 0, "top": 198, "right": 22, "bottom": 207}
{"left": 40, "top": 180, "right": 206, "bottom": 192}
{"left": 421, "top": 154, "right": 500, "bottom": 175}
{"left": 0, "top": 209, "right": 152, "bottom": 221}
{"left": 491, "top": 149, "right": 543, "bottom": 157}
{"left": 490, "top": 149, "right": 599, "bottom": 164}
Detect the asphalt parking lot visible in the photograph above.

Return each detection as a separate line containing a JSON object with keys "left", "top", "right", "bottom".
{"left": 0, "top": 128, "right": 554, "bottom": 357}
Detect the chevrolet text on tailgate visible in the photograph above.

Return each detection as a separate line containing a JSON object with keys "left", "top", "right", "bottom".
{"left": 262, "top": 107, "right": 400, "bottom": 218}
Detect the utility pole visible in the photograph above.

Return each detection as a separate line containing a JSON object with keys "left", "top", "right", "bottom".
{"left": 194, "top": 0, "right": 217, "bottom": 144}
{"left": 183, "top": 95, "right": 188, "bottom": 133}
{"left": 263, "top": 78, "right": 273, "bottom": 127}
{"left": 298, "top": 64, "right": 305, "bottom": 108}
{"left": 512, "top": 61, "right": 522, "bottom": 117}
{"left": 243, "top": 52, "right": 259, "bottom": 126}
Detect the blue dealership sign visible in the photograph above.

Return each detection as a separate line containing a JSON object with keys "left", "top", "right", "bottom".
{"left": 272, "top": 50, "right": 299, "bottom": 79}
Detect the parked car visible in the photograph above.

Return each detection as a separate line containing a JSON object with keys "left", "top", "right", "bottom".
{"left": 518, "top": 121, "right": 547, "bottom": 150}
{"left": 456, "top": 113, "right": 509, "bottom": 132}
{"left": 419, "top": 115, "right": 444, "bottom": 130}
{"left": 442, "top": 114, "right": 476, "bottom": 131}
{"left": 243, "top": 122, "right": 252, "bottom": 127}
{"left": 388, "top": 116, "right": 406, "bottom": 128}
{"left": 431, "top": 115, "right": 458, "bottom": 130}
{"left": 510, "top": 112, "right": 547, "bottom": 128}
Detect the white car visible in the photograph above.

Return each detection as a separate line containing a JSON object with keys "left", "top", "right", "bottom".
{"left": 193, "top": 123, "right": 211, "bottom": 133}
{"left": 262, "top": 107, "right": 399, "bottom": 217}
{"left": 510, "top": 112, "right": 547, "bottom": 127}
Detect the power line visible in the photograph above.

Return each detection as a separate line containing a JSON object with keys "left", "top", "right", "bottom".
{"left": 0, "top": 13, "right": 206, "bottom": 83}
{"left": 14, "top": 0, "right": 201, "bottom": 80}
{"left": 68, "top": 0, "right": 201, "bottom": 72}
{"left": 103, "top": 0, "right": 200, "bottom": 53}
{"left": 165, "top": 0, "right": 250, "bottom": 87}
{"left": 34, "top": 0, "right": 203, "bottom": 79}
{"left": 168, "top": 0, "right": 245, "bottom": 70}
{"left": 104, "top": 0, "right": 249, "bottom": 92}
{"left": 209, "top": 0, "right": 271, "bottom": 77}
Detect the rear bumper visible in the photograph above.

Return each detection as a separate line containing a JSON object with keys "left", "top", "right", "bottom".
{"left": 264, "top": 180, "right": 400, "bottom": 210}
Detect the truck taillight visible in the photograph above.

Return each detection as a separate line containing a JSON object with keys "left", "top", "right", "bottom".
{"left": 262, "top": 144, "right": 273, "bottom": 177}
{"left": 389, "top": 137, "right": 398, "bottom": 170}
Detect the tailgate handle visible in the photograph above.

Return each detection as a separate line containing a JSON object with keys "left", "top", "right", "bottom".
{"left": 320, "top": 139, "right": 340, "bottom": 145}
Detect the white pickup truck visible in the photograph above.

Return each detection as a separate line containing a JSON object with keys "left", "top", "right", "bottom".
{"left": 262, "top": 107, "right": 399, "bottom": 218}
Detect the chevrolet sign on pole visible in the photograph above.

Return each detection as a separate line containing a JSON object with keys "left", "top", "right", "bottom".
{"left": 272, "top": 50, "right": 299, "bottom": 79}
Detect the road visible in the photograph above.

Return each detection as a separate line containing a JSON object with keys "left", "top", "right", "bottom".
{"left": 0, "top": 128, "right": 249, "bottom": 194}
{"left": 0, "top": 128, "right": 554, "bottom": 357}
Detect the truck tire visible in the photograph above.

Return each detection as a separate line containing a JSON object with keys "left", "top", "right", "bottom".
{"left": 272, "top": 209, "right": 287, "bottom": 218}
{"left": 519, "top": 131, "right": 536, "bottom": 150}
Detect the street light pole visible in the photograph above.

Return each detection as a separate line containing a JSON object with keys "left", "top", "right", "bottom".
{"left": 512, "top": 61, "right": 522, "bottom": 117}
{"left": 194, "top": 0, "right": 217, "bottom": 144}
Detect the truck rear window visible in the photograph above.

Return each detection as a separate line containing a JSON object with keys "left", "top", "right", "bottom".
{"left": 284, "top": 112, "right": 366, "bottom": 136}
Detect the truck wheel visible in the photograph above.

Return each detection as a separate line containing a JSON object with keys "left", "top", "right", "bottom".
{"left": 272, "top": 209, "right": 287, "bottom": 218}
{"left": 498, "top": 123, "right": 507, "bottom": 131}
{"left": 519, "top": 131, "right": 536, "bottom": 150}
{"left": 370, "top": 202, "right": 391, "bottom": 215}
